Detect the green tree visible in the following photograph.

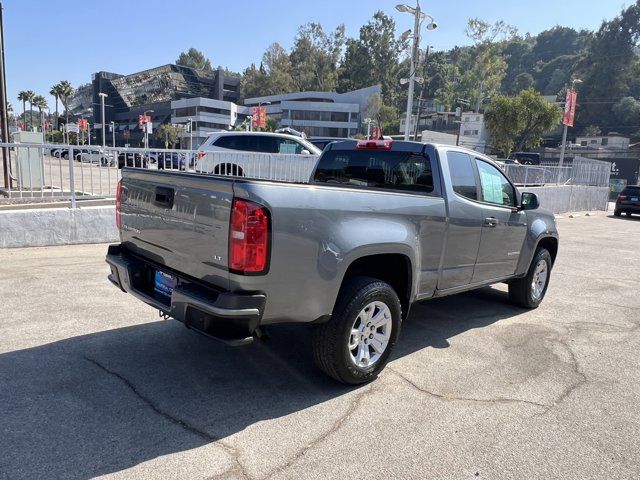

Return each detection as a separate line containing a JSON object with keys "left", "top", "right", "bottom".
{"left": 265, "top": 115, "right": 278, "bottom": 132}
{"left": 582, "top": 125, "right": 602, "bottom": 136}
{"left": 513, "top": 72, "right": 534, "bottom": 92}
{"left": 57, "top": 80, "right": 74, "bottom": 129}
{"left": 32, "top": 95, "right": 47, "bottom": 130}
{"left": 176, "top": 48, "right": 213, "bottom": 72}
{"left": 485, "top": 88, "right": 562, "bottom": 156}
{"left": 240, "top": 63, "right": 267, "bottom": 101}
{"left": 49, "top": 83, "right": 63, "bottom": 130}
{"left": 338, "top": 11, "right": 406, "bottom": 107}
{"left": 17, "top": 91, "right": 29, "bottom": 129}
{"left": 612, "top": 96, "right": 640, "bottom": 125}
{"left": 577, "top": 1, "right": 640, "bottom": 128}
{"left": 154, "top": 123, "right": 181, "bottom": 148}
{"left": 289, "top": 23, "right": 345, "bottom": 91}
{"left": 24, "top": 90, "right": 35, "bottom": 129}
{"left": 261, "top": 42, "right": 293, "bottom": 95}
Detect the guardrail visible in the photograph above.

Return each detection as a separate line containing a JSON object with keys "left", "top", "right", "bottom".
{"left": 0, "top": 142, "right": 320, "bottom": 207}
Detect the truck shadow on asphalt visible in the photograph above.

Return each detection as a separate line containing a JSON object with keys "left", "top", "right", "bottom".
{"left": 0, "top": 286, "right": 522, "bottom": 479}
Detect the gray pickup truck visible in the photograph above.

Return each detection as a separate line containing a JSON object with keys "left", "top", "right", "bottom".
{"left": 106, "top": 139, "right": 558, "bottom": 384}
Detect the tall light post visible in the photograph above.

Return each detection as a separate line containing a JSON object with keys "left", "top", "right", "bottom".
{"left": 187, "top": 117, "right": 193, "bottom": 150}
{"left": 98, "top": 92, "right": 108, "bottom": 148}
{"left": 143, "top": 109, "right": 154, "bottom": 149}
{"left": 558, "top": 78, "right": 582, "bottom": 172}
{"left": 396, "top": 2, "right": 437, "bottom": 141}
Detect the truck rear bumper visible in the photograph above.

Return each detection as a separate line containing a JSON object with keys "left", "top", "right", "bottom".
{"left": 105, "top": 244, "right": 265, "bottom": 346}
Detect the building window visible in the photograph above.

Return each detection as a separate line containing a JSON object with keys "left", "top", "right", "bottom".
{"left": 601, "top": 138, "right": 609, "bottom": 146}
{"left": 174, "top": 107, "right": 197, "bottom": 117}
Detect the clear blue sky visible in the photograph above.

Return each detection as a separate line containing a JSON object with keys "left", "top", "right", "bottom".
{"left": 3, "top": 0, "right": 629, "bottom": 111}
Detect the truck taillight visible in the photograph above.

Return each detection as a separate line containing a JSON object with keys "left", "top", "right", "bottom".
{"left": 618, "top": 195, "right": 628, "bottom": 200}
{"left": 355, "top": 139, "right": 393, "bottom": 150}
{"left": 229, "top": 199, "right": 270, "bottom": 274}
{"left": 115, "top": 179, "right": 123, "bottom": 229}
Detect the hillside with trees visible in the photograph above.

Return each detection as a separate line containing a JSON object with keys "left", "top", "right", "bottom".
{"left": 232, "top": 0, "right": 640, "bottom": 143}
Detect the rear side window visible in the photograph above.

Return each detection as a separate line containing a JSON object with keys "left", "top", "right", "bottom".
{"left": 447, "top": 151, "right": 478, "bottom": 200}
{"left": 314, "top": 150, "right": 434, "bottom": 193}
{"left": 622, "top": 186, "right": 640, "bottom": 195}
{"left": 214, "top": 135, "right": 278, "bottom": 153}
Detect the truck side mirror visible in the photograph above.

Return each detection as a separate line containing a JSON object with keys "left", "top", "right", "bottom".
{"left": 301, "top": 149, "right": 311, "bottom": 155}
{"left": 520, "top": 192, "right": 539, "bottom": 210}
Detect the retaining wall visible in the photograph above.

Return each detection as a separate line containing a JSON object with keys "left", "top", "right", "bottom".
{"left": 526, "top": 185, "right": 609, "bottom": 214}
{"left": 0, "top": 206, "right": 118, "bottom": 248}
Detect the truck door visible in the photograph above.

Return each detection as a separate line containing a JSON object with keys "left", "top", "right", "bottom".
{"left": 471, "top": 158, "right": 527, "bottom": 282}
{"left": 438, "top": 151, "right": 484, "bottom": 290}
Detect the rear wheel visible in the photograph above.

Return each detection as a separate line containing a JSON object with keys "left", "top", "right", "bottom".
{"left": 509, "top": 248, "right": 552, "bottom": 309}
{"left": 625, "top": 212, "right": 632, "bottom": 217}
{"left": 312, "top": 277, "right": 401, "bottom": 384}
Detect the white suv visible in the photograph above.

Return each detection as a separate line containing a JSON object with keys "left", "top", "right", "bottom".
{"left": 195, "top": 131, "right": 321, "bottom": 180}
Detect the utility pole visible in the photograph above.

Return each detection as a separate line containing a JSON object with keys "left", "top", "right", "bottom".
{"left": 98, "top": 92, "right": 107, "bottom": 148}
{"left": 0, "top": 2, "right": 10, "bottom": 188}
{"left": 558, "top": 79, "right": 581, "bottom": 177}
{"left": 413, "top": 45, "right": 431, "bottom": 141}
{"left": 188, "top": 117, "right": 193, "bottom": 150}
{"left": 110, "top": 121, "right": 115, "bottom": 147}
{"left": 475, "top": 80, "right": 484, "bottom": 113}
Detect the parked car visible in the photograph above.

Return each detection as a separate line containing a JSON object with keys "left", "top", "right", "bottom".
{"left": 107, "top": 139, "right": 558, "bottom": 384}
{"left": 157, "top": 152, "right": 186, "bottom": 171}
{"left": 78, "top": 148, "right": 115, "bottom": 166}
{"left": 195, "top": 131, "right": 321, "bottom": 176}
{"left": 117, "top": 152, "right": 148, "bottom": 169}
{"left": 614, "top": 185, "right": 640, "bottom": 217}
{"left": 508, "top": 152, "right": 541, "bottom": 165}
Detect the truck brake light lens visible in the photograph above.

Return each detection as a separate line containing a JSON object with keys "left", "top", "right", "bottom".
{"left": 229, "top": 199, "right": 270, "bottom": 274}
{"left": 115, "top": 179, "right": 122, "bottom": 229}
{"left": 355, "top": 139, "right": 393, "bottom": 150}
{"left": 618, "top": 195, "right": 628, "bottom": 200}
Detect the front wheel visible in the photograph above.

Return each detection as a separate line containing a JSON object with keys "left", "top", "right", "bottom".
{"left": 614, "top": 210, "right": 621, "bottom": 217}
{"left": 312, "top": 277, "right": 402, "bottom": 384}
{"left": 509, "top": 248, "right": 552, "bottom": 309}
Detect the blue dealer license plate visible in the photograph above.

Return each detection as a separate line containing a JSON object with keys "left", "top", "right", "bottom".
{"left": 154, "top": 270, "right": 176, "bottom": 298}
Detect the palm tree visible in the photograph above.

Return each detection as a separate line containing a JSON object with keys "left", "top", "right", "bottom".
{"left": 24, "top": 90, "right": 35, "bottom": 130}
{"left": 32, "top": 95, "right": 47, "bottom": 132}
{"left": 57, "top": 81, "right": 73, "bottom": 129}
{"left": 49, "top": 83, "right": 62, "bottom": 130}
{"left": 17, "top": 91, "right": 29, "bottom": 130}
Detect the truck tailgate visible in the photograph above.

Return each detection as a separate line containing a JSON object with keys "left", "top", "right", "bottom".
{"left": 119, "top": 169, "right": 232, "bottom": 290}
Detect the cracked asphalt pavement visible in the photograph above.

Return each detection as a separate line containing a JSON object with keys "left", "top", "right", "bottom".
{"left": 1, "top": 212, "right": 639, "bottom": 479}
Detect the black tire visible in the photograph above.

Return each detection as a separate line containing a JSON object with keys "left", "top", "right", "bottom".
{"left": 614, "top": 210, "right": 622, "bottom": 217}
{"left": 312, "top": 276, "right": 402, "bottom": 385}
{"left": 625, "top": 212, "right": 632, "bottom": 217}
{"left": 509, "top": 248, "right": 552, "bottom": 309}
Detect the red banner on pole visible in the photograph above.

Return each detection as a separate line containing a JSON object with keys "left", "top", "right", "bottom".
{"left": 562, "top": 89, "right": 577, "bottom": 127}
{"left": 259, "top": 107, "right": 266, "bottom": 128}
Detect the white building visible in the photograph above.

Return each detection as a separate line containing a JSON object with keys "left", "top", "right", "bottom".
{"left": 244, "top": 86, "right": 381, "bottom": 138}
{"left": 457, "top": 112, "right": 489, "bottom": 151}
{"left": 575, "top": 134, "right": 629, "bottom": 150}
{"left": 171, "top": 97, "right": 251, "bottom": 148}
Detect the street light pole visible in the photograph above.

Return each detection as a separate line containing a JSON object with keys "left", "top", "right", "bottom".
{"left": 397, "top": 2, "right": 437, "bottom": 141}
{"left": 188, "top": 117, "right": 193, "bottom": 150}
{"left": 143, "top": 109, "right": 154, "bottom": 149}
{"left": 98, "top": 92, "right": 107, "bottom": 148}
{"left": 110, "top": 121, "right": 115, "bottom": 147}
{"left": 403, "top": 4, "right": 420, "bottom": 141}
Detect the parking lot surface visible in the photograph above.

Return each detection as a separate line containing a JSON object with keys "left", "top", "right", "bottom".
{"left": 1, "top": 212, "right": 639, "bottom": 479}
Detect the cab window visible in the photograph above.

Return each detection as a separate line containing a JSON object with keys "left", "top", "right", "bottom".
{"left": 475, "top": 159, "right": 516, "bottom": 207}
{"left": 447, "top": 151, "right": 478, "bottom": 200}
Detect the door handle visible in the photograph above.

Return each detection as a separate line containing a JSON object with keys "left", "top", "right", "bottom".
{"left": 484, "top": 217, "right": 498, "bottom": 227}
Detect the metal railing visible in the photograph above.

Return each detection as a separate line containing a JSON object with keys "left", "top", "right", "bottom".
{"left": 0, "top": 142, "right": 320, "bottom": 207}
{"left": 499, "top": 156, "right": 611, "bottom": 188}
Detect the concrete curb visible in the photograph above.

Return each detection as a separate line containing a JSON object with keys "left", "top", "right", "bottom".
{"left": 0, "top": 206, "right": 118, "bottom": 248}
